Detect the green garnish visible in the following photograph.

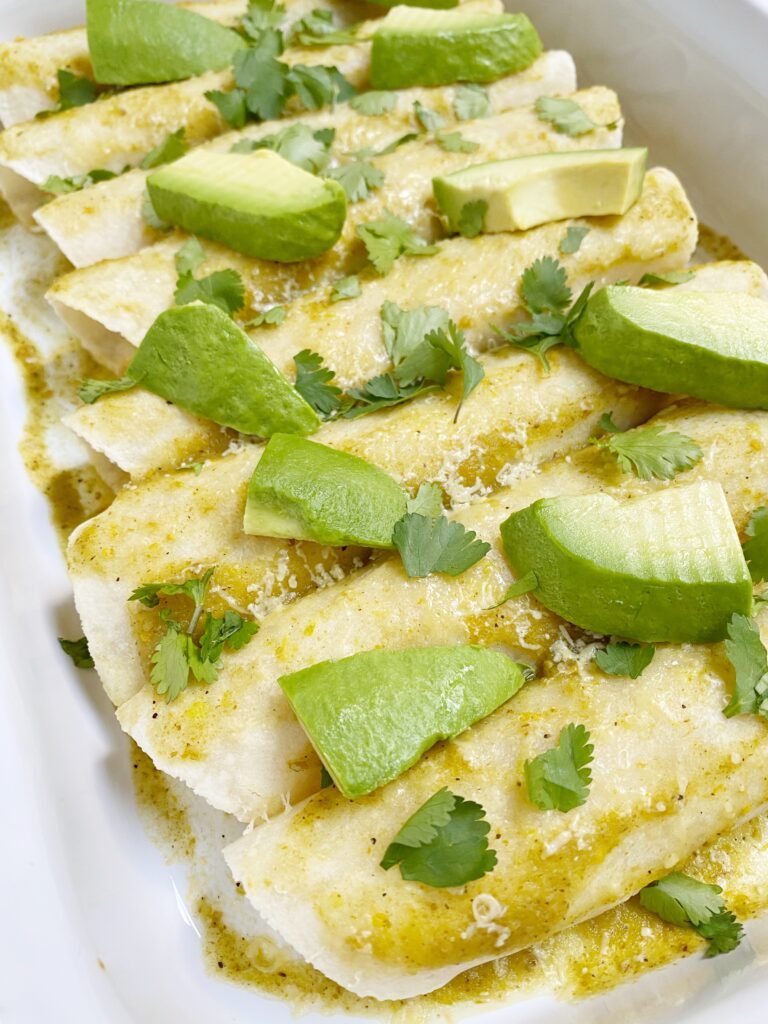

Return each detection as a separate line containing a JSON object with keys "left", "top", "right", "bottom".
{"left": 380, "top": 787, "right": 497, "bottom": 888}
{"left": 525, "top": 723, "right": 593, "bottom": 812}
{"left": 413, "top": 100, "right": 446, "bottom": 134}
{"left": 244, "top": 305, "right": 286, "bottom": 327}
{"left": 559, "top": 225, "right": 590, "bottom": 254}
{"left": 342, "top": 375, "right": 439, "bottom": 419}
{"left": 406, "top": 481, "right": 443, "bottom": 518}
{"left": 392, "top": 512, "right": 490, "bottom": 578}
{"left": 230, "top": 123, "right": 334, "bottom": 173}
{"left": 535, "top": 96, "right": 599, "bottom": 137}
{"left": 140, "top": 127, "right": 188, "bottom": 170}
{"left": 590, "top": 413, "right": 703, "bottom": 481}
{"left": 173, "top": 240, "right": 245, "bottom": 317}
{"left": 40, "top": 168, "right": 118, "bottom": 195}
{"left": 453, "top": 83, "right": 490, "bottom": 121}
{"left": 130, "top": 568, "right": 258, "bottom": 703}
{"left": 743, "top": 506, "right": 768, "bottom": 582}
{"left": 326, "top": 156, "right": 384, "bottom": 202}
{"left": 639, "top": 270, "right": 695, "bottom": 287}
{"left": 78, "top": 376, "right": 136, "bottom": 404}
{"left": 58, "top": 636, "right": 94, "bottom": 669}
{"left": 381, "top": 301, "right": 450, "bottom": 365}
{"left": 290, "top": 8, "right": 358, "bottom": 46}
{"left": 41, "top": 69, "right": 97, "bottom": 117}
{"left": 487, "top": 570, "right": 538, "bottom": 609}
{"left": 240, "top": 0, "right": 286, "bottom": 40}
{"left": 356, "top": 210, "right": 439, "bottom": 275}
{"left": 723, "top": 613, "right": 768, "bottom": 719}
{"left": 293, "top": 349, "right": 344, "bottom": 417}
{"left": 349, "top": 91, "right": 398, "bottom": 116}
{"left": 456, "top": 199, "right": 487, "bottom": 238}
{"left": 639, "top": 872, "right": 744, "bottom": 957}
{"left": 435, "top": 131, "right": 479, "bottom": 153}
{"left": 594, "top": 641, "right": 655, "bottom": 679}
{"left": 330, "top": 275, "right": 361, "bottom": 302}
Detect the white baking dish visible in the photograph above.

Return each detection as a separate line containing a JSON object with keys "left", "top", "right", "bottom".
{"left": 2, "top": 1, "right": 768, "bottom": 1021}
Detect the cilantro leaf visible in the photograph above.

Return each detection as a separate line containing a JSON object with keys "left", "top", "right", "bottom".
{"left": 341, "top": 375, "right": 438, "bottom": 419}
{"left": 639, "top": 872, "right": 744, "bottom": 957}
{"left": 287, "top": 64, "right": 356, "bottom": 111}
{"left": 406, "top": 481, "right": 443, "bottom": 518}
{"left": 500, "top": 329, "right": 564, "bottom": 372}
{"left": 723, "top": 613, "right": 768, "bottom": 719}
{"left": 290, "top": 8, "right": 358, "bottom": 46}
{"left": 78, "top": 376, "right": 136, "bottom": 404}
{"left": 380, "top": 788, "right": 497, "bottom": 888}
{"left": 58, "top": 636, "right": 94, "bottom": 669}
{"left": 521, "top": 255, "right": 572, "bottom": 313}
{"left": 206, "top": 88, "right": 248, "bottom": 128}
{"left": 231, "top": 123, "right": 334, "bottom": 173}
{"left": 487, "top": 570, "right": 538, "bottom": 609}
{"left": 591, "top": 422, "right": 702, "bottom": 481}
{"left": 293, "top": 349, "right": 343, "bottom": 417}
{"left": 743, "top": 506, "right": 768, "bottom": 582}
{"left": 392, "top": 513, "right": 490, "bottom": 578}
{"left": 535, "top": 96, "right": 598, "bottom": 137}
{"left": 54, "top": 69, "right": 97, "bottom": 112}
{"left": 326, "top": 157, "right": 384, "bottom": 202}
{"left": 414, "top": 100, "right": 447, "bottom": 134}
{"left": 425, "top": 323, "right": 484, "bottom": 422}
{"left": 639, "top": 270, "right": 695, "bottom": 288}
{"left": 525, "top": 723, "right": 593, "bottom": 812}
{"left": 40, "top": 168, "right": 118, "bottom": 195}
{"left": 130, "top": 568, "right": 214, "bottom": 617}
{"left": 595, "top": 410, "right": 621, "bottom": 434}
{"left": 240, "top": 0, "right": 286, "bottom": 39}
{"left": 140, "top": 128, "right": 188, "bottom": 170}
{"left": 559, "top": 225, "right": 590, "bottom": 254}
{"left": 453, "top": 83, "right": 490, "bottom": 121}
{"left": 594, "top": 642, "right": 655, "bottom": 679}
{"left": 435, "top": 131, "right": 479, "bottom": 153}
{"left": 233, "top": 30, "right": 292, "bottom": 121}
{"left": 357, "top": 211, "right": 439, "bottom": 275}
{"left": 456, "top": 199, "right": 486, "bottom": 239}
{"left": 175, "top": 268, "right": 246, "bottom": 317}
{"left": 330, "top": 275, "right": 361, "bottom": 302}
{"left": 245, "top": 305, "right": 286, "bottom": 327}
{"left": 350, "top": 91, "right": 397, "bottom": 115}
{"left": 380, "top": 301, "right": 450, "bottom": 366}
{"left": 376, "top": 132, "right": 419, "bottom": 156}
{"left": 198, "top": 610, "right": 259, "bottom": 662}
{"left": 150, "top": 626, "right": 192, "bottom": 702}
{"left": 175, "top": 237, "right": 205, "bottom": 276}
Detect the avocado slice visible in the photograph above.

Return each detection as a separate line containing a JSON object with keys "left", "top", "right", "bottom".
{"left": 433, "top": 149, "right": 647, "bottom": 235}
{"left": 500, "top": 481, "right": 752, "bottom": 644}
{"left": 127, "top": 305, "right": 320, "bottom": 437}
{"left": 86, "top": 0, "right": 245, "bottom": 85}
{"left": 147, "top": 150, "right": 347, "bottom": 262}
{"left": 573, "top": 286, "right": 768, "bottom": 409}
{"left": 370, "top": 7, "right": 541, "bottom": 90}
{"left": 244, "top": 434, "right": 407, "bottom": 546}
{"left": 280, "top": 645, "right": 526, "bottom": 798}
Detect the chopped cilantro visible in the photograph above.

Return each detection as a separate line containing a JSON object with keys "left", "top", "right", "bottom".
{"left": 594, "top": 641, "right": 655, "bottom": 679}
{"left": 174, "top": 237, "right": 205, "bottom": 276}
{"left": 330, "top": 275, "right": 361, "bottom": 302}
{"left": 435, "top": 131, "right": 479, "bottom": 153}
{"left": 376, "top": 132, "right": 419, "bottom": 156}
{"left": 453, "top": 83, "right": 490, "bottom": 121}
{"left": 293, "top": 349, "right": 343, "bottom": 417}
{"left": 40, "top": 168, "right": 118, "bottom": 195}
{"left": 326, "top": 156, "right": 384, "bottom": 201}
{"left": 525, "top": 723, "right": 593, "bottom": 812}
{"left": 342, "top": 375, "right": 438, "bottom": 418}
{"left": 380, "top": 787, "right": 497, "bottom": 888}
{"left": 287, "top": 64, "right": 356, "bottom": 110}
{"left": 230, "top": 123, "right": 334, "bottom": 172}
{"left": 140, "top": 128, "right": 188, "bottom": 170}
{"left": 78, "top": 376, "right": 136, "bottom": 404}
{"left": 426, "top": 323, "right": 484, "bottom": 422}
{"left": 590, "top": 416, "right": 702, "bottom": 481}
{"left": 406, "top": 481, "right": 443, "bottom": 518}
{"left": 392, "top": 512, "right": 490, "bottom": 578}
{"left": 559, "top": 225, "right": 590, "bottom": 254}
{"left": 58, "top": 636, "right": 94, "bottom": 669}
{"left": 723, "top": 613, "right": 768, "bottom": 719}
{"left": 244, "top": 305, "right": 286, "bottom": 327}
{"left": 743, "top": 506, "right": 768, "bottom": 582}
{"left": 487, "top": 570, "right": 538, "bottom": 609}
{"left": 240, "top": 0, "right": 286, "bottom": 39}
{"left": 456, "top": 199, "right": 487, "bottom": 238}
{"left": 413, "top": 100, "right": 447, "bottom": 134}
{"left": 198, "top": 609, "right": 259, "bottom": 661}
{"left": 521, "top": 255, "right": 572, "bottom": 312}
{"left": 175, "top": 268, "right": 246, "bottom": 317}
{"left": 535, "top": 96, "right": 598, "bottom": 137}
{"left": 639, "top": 270, "right": 695, "bottom": 288}
{"left": 357, "top": 210, "right": 439, "bottom": 274}
{"left": 350, "top": 90, "right": 398, "bottom": 115}
{"left": 381, "top": 301, "right": 450, "bottom": 366}
{"left": 290, "top": 8, "right": 358, "bottom": 46}
{"left": 51, "top": 69, "right": 97, "bottom": 113}
{"left": 206, "top": 88, "right": 248, "bottom": 129}
{"left": 639, "top": 872, "right": 744, "bottom": 958}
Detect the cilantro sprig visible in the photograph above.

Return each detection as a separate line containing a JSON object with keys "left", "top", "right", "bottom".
{"left": 130, "top": 568, "right": 258, "bottom": 703}
{"left": 639, "top": 872, "right": 744, "bottom": 958}
{"left": 723, "top": 613, "right": 768, "bottom": 719}
{"left": 594, "top": 641, "right": 655, "bottom": 679}
{"left": 525, "top": 723, "right": 593, "bottom": 812}
{"left": 58, "top": 636, "right": 94, "bottom": 669}
{"left": 393, "top": 512, "right": 490, "bottom": 578}
{"left": 326, "top": 155, "right": 384, "bottom": 202}
{"left": 535, "top": 96, "right": 601, "bottom": 137}
{"left": 293, "top": 349, "right": 344, "bottom": 417}
{"left": 173, "top": 238, "right": 246, "bottom": 317}
{"left": 495, "top": 257, "right": 593, "bottom": 371}
{"left": 231, "top": 123, "right": 335, "bottom": 173}
{"left": 590, "top": 412, "right": 702, "bottom": 481}
{"left": 356, "top": 210, "right": 439, "bottom": 275}
{"left": 140, "top": 127, "right": 188, "bottom": 170}
{"left": 380, "top": 787, "right": 497, "bottom": 888}
{"left": 289, "top": 8, "right": 358, "bottom": 46}
{"left": 41, "top": 167, "right": 119, "bottom": 195}
{"left": 78, "top": 376, "right": 136, "bottom": 404}
{"left": 38, "top": 69, "right": 97, "bottom": 119}
{"left": 453, "top": 83, "right": 490, "bottom": 121}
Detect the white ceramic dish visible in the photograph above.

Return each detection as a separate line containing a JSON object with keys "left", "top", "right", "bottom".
{"left": 2, "top": 1, "right": 768, "bottom": 1021}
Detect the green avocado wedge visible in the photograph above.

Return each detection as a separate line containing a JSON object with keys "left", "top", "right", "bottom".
{"left": 280, "top": 645, "right": 526, "bottom": 798}
{"left": 572, "top": 286, "right": 768, "bottom": 408}
{"left": 370, "top": 7, "right": 541, "bottom": 90}
{"left": 500, "top": 481, "right": 752, "bottom": 644}
{"left": 147, "top": 150, "right": 347, "bottom": 262}
{"left": 86, "top": 0, "right": 245, "bottom": 85}
{"left": 244, "top": 434, "right": 407, "bottom": 546}
{"left": 127, "top": 305, "right": 320, "bottom": 437}
{"left": 433, "top": 149, "right": 647, "bottom": 234}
